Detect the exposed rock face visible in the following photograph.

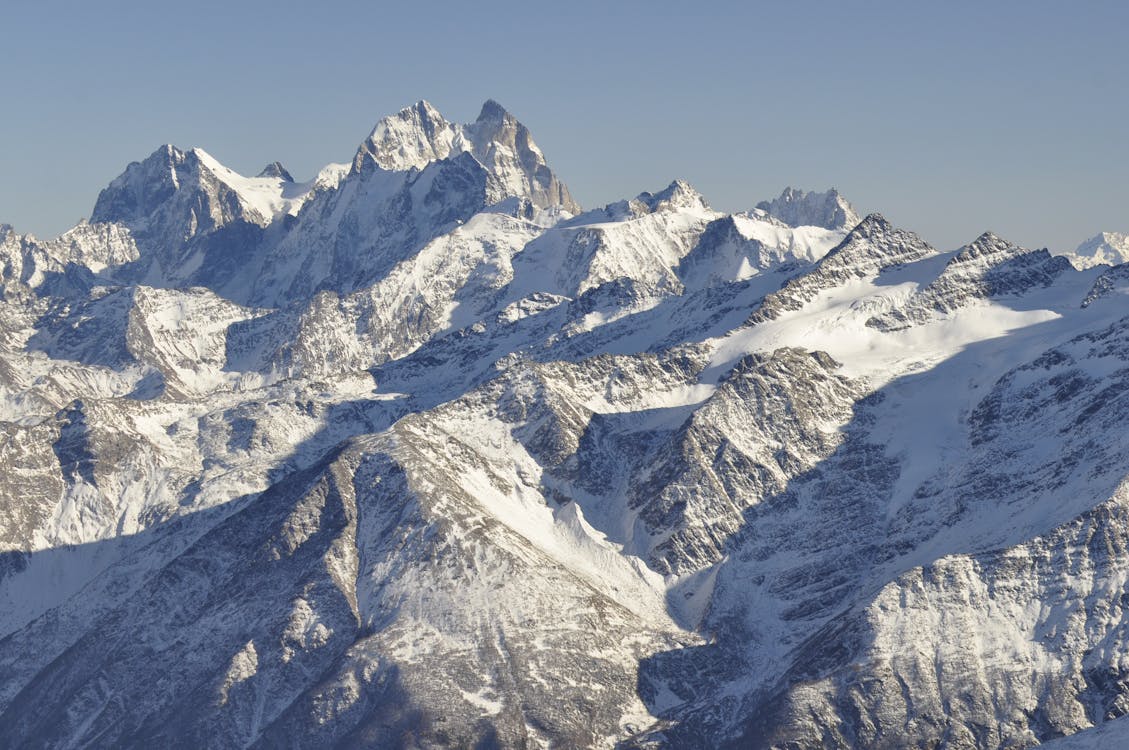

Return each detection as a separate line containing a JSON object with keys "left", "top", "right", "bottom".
{"left": 92, "top": 145, "right": 247, "bottom": 229}
{"left": 867, "top": 231, "right": 1072, "bottom": 331}
{"left": 352, "top": 99, "right": 580, "bottom": 214}
{"left": 749, "top": 213, "right": 938, "bottom": 323}
{"left": 626, "top": 348, "right": 864, "bottom": 577}
{"left": 756, "top": 186, "right": 861, "bottom": 231}
{"left": 257, "top": 162, "right": 293, "bottom": 181}
{"left": 4, "top": 101, "right": 1129, "bottom": 749}
{"left": 1082, "top": 262, "right": 1129, "bottom": 308}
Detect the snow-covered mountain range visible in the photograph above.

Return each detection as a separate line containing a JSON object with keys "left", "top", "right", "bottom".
{"left": 2, "top": 99, "right": 1129, "bottom": 749}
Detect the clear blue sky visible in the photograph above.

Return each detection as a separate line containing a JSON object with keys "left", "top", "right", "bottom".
{"left": 2, "top": 0, "right": 1126, "bottom": 251}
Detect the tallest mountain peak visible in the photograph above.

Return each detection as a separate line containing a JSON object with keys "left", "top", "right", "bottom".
{"left": 476, "top": 98, "right": 509, "bottom": 122}
{"left": 353, "top": 101, "right": 458, "bottom": 173}
{"left": 404, "top": 99, "right": 447, "bottom": 129}
{"left": 352, "top": 99, "right": 580, "bottom": 213}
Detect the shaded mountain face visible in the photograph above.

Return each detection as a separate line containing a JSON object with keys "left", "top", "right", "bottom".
{"left": 2, "top": 99, "right": 1129, "bottom": 750}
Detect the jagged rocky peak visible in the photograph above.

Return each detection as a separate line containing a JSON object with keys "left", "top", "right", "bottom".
{"left": 84, "top": 142, "right": 267, "bottom": 271}
{"left": 831, "top": 212, "right": 894, "bottom": 251}
{"left": 90, "top": 144, "right": 265, "bottom": 226}
{"left": 90, "top": 144, "right": 197, "bottom": 225}
{"left": 851, "top": 211, "right": 890, "bottom": 230}
{"left": 828, "top": 212, "right": 939, "bottom": 269}
{"left": 86, "top": 142, "right": 338, "bottom": 279}
{"left": 256, "top": 161, "right": 293, "bottom": 182}
{"left": 352, "top": 99, "right": 457, "bottom": 173}
{"left": 462, "top": 98, "right": 580, "bottom": 212}
{"left": 952, "top": 230, "right": 1026, "bottom": 263}
{"left": 943, "top": 230, "right": 1067, "bottom": 279}
{"left": 352, "top": 99, "right": 580, "bottom": 212}
{"left": 756, "top": 186, "right": 861, "bottom": 230}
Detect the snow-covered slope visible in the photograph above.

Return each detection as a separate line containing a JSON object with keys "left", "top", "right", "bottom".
{"left": 2, "top": 100, "right": 1129, "bottom": 750}
{"left": 1064, "top": 231, "right": 1129, "bottom": 269}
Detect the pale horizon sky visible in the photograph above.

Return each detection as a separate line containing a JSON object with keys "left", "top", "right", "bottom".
{"left": 2, "top": 0, "right": 1126, "bottom": 252}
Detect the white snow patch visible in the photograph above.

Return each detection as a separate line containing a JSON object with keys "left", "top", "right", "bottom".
{"left": 458, "top": 687, "right": 504, "bottom": 716}
{"left": 710, "top": 277, "right": 1060, "bottom": 386}
{"left": 192, "top": 148, "right": 345, "bottom": 222}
